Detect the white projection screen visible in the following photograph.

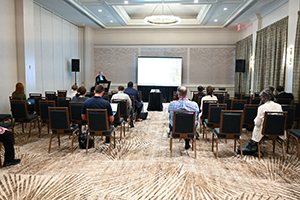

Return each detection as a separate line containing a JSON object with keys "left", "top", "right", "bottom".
{"left": 137, "top": 57, "right": 182, "bottom": 86}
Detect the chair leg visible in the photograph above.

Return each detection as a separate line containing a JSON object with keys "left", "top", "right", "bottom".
{"left": 194, "top": 138, "right": 196, "bottom": 158}
{"left": 234, "top": 139, "right": 236, "bottom": 152}
{"left": 47, "top": 123, "right": 49, "bottom": 134}
{"left": 216, "top": 138, "right": 219, "bottom": 158}
{"left": 205, "top": 126, "right": 208, "bottom": 143}
{"left": 38, "top": 119, "right": 41, "bottom": 138}
{"left": 109, "top": 136, "right": 111, "bottom": 155}
{"left": 297, "top": 138, "right": 300, "bottom": 160}
{"left": 281, "top": 139, "right": 286, "bottom": 160}
{"left": 28, "top": 122, "right": 33, "bottom": 138}
{"left": 48, "top": 133, "right": 53, "bottom": 153}
{"left": 86, "top": 134, "right": 90, "bottom": 153}
{"left": 58, "top": 135, "right": 60, "bottom": 146}
{"left": 273, "top": 140, "right": 275, "bottom": 152}
{"left": 114, "top": 131, "right": 116, "bottom": 148}
{"left": 258, "top": 142, "right": 261, "bottom": 159}
{"left": 286, "top": 134, "right": 290, "bottom": 154}
{"left": 170, "top": 138, "right": 172, "bottom": 157}
{"left": 212, "top": 133, "right": 214, "bottom": 152}
{"left": 120, "top": 123, "right": 123, "bottom": 141}
{"left": 71, "top": 133, "right": 74, "bottom": 153}
{"left": 240, "top": 138, "right": 243, "bottom": 158}
{"left": 22, "top": 123, "right": 24, "bottom": 133}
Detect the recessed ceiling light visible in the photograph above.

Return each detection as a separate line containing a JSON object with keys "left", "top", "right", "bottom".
{"left": 214, "top": 19, "right": 218, "bottom": 22}
{"left": 124, "top": 1, "right": 128, "bottom": 4}
{"left": 194, "top": 0, "right": 198, "bottom": 3}
{"left": 98, "top": 9, "right": 102, "bottom": 12}
{"left": 223, "top": 8, "right": 227, "bottom": 11}
{"left": 110, "top": 20, "right": 113, "bottom": 23}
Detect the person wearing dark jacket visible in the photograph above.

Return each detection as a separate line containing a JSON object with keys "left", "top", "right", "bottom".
{"left": 275, "top": 85, "right": 294, "bottom": 100}
{"left": 124, "top": 81, "right": 143, "bottom": 122}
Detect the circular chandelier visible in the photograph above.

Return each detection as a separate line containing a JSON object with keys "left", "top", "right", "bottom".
{"left": 144, "top": 2, "right": 181, "bottom": 26}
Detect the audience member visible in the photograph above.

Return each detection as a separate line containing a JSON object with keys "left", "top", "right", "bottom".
{"left": 95, "top": 71, "right": 107, "bottom": 85}
{"left": 275, "top": 85, "right": 294, "bottom": 100}
{"left": 81, "top": 85, "right": 114, "bottom": 143}
{"left": 168, "top": 86, "right": 199, "bottom": 150}
{"left": 111, "top": 86, "right": 134, "bottom": 127}
{"left": 268, "top": 86, "right": 275, "bottom": 94}
{"left": 67, "top": 85, "right": 78, "bottom": 98}
{"left": 200, "top": 86, "right": 218, "bottom": 116}
{"left": 71, "top": 86, "right": 89, "bottom": 102}
{"left": 12, "top": 82, "right": 26, "bottom": 100}
{"left": 245, "top": 88, "right": 282, "bottom": 151}
{"left": 0, "top": 127, "right": 20, "bottom": 167}
{"left": 192, "top": 86, "right": 205, "bottom": 102}
{"left": 124, "top": 81, "right": 143, "bottom": 122}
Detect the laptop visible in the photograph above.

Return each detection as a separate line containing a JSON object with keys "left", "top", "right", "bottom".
{"left": 110, "top": 103, "right": 118, "bottom": 116}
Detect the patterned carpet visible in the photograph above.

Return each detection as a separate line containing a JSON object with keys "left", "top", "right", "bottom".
{"left": 0, "top": 103, "right": 300, "bottom": 199}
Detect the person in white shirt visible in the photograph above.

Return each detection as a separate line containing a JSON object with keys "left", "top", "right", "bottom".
{"left": 67, "top": 85, "right": 78, "bottom": 98}
{"left": 200, "top": 86, "right": 218, "bottom": 116}
{"left": 111, "top": 86, "right": 134, "bottom": 128}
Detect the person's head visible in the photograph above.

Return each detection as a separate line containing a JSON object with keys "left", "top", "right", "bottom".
{"left": 118, "top": 86, "right": 125, "bottom": 92}
{"left": 94, "top": 85, "right": 104, "bottom": 96}
{"left": 197, "top": 86, "right": 204, "bottom": 92}
{"left": 268, "top": 86, "right": 275, "bottom": 93}
{"left": 276, "top": 85, "right": 284, "bottom": 93}
{"left": 71, "top": 85, "right": 78, "bottom": 91}
{"left": 76, "top": 86, "right": 86, "bottom": 97}
{"left": 127, "top": 81, "right": 134, "bottom": 88}
{"left": 259, "top": 88, "right": 274, "bottom": 103}
{"left": 206, "top": 86, "right": 214, "bottom": 97}
{"left": 99, "top": 71, "right": 103, "bottom": 76}
{"left": 14, "top": 82, "right": 24, "bottom": 94}
{"left": 177, "top": 86, "right": 187, "bottom": 98}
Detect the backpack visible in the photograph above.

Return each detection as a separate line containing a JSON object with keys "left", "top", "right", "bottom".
{"left": 78, "top": 132, "right": 93, "bottom": 149}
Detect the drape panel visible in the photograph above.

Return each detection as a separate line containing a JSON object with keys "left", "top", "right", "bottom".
{"left": 293, "top": 11, "right": 300, "bottom": 100}
{"left": 254, "top": 17, "right": 288, "bottom": 93}
{"left": 235, "top": 35, "right": 253, "bottom": 93}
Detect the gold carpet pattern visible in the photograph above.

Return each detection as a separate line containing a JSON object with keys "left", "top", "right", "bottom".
{"left": 0, "top": 103, "right": 300, "bottom": 199}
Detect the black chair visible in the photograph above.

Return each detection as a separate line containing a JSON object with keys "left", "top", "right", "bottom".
{"left": 69, "top": 102, "right": 87, "bottom": 133}
{"left": 40, "top": 100, "right": 56, "bottom": 135}
{"left": 57, "top": 90, "right": 67, "bottom": 97}
{"left": 281, "top": 105, "right": 295, "bottom": 130}
{"left": 231, "top": 99, "right": 247, "bottom": 110}
{"left": 112, "top": 99, "right": 130, "bottom": 131}
{"left": 0, "top": 114, "right": 12, "bottom": 123}
{"left": 34, "top": 97, "right": 47, "bottom": 115}
{"left": 224, "top": 97, "right": 236, "bottom": 110}
{"left": 57, "top": 97, "right": 71, "bottom": 108}
{"left": 234, "top": 92, "right": 245, "bottom": 100}
{"left": 196, "top": 95, "right": 204, "bottom": 109}
{"left": 29, "top": 93, "right": 42, "bottom": 98}
{"left": 200, "top": 100, "right": 218, "bottom": 134}
{"left": 257, "top": 111, "right": 287, "bottom": 159}
{"left": 9, "top": 96, "right": 23, "bottom": 100}
{"left": 276, "top": 98, "right": 291, "bottom": 105}
{"left": 291, "top": 100, "right": 300, "bottom": 128}
{"left": 254, "top": 92, "right": 260, "bottom": 97}
{"left": 48, "top": 107, "right": 80, "bottom": 153}
{"left": 86, "top": 109, "right": 115, "bottom": 154}
{"left": 242, "top": 104, "right": 259, "bottom": 131}
{"left": 203, "top": 104, "right": 227, "bottom": 143}
{"left": 103, "top": 94, "right": 110, "bottom": 102}
{"left": 170, "top": 111, "right": 196, "bottom": 158}
{"left": 218, "top": 93, "right": 229, "bottom": 104}
{"left": 212, "top": 110, "right": 243, "bottom": 158}
{"left": 10, "top": 100, "right": 40, "bottom": 137}
{"left": 287, "top": 129, "right": 300, "bottom": 160}
{"left": 112, "top": 103, "right": 125, "bottom": 140}
{"left": 250, "top": 97, "right": 261, "bottom": 105}
{"left": 242, "top": 95, "right": 251, "bottom": 104}
{"left": 45, "top": 91, "right": 57, "bottom": 101}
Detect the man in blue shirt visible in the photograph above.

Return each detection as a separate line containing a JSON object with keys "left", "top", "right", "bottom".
{"left": 124, "top": 81, "right": 143, "bottom": 122}
{"left": 168, "top": 86, "right": 199, "bottom": 149}
{"left": 82, "top": 85, "right": 114, "bottom": 143}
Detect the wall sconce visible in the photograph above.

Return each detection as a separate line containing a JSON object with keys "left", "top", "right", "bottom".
{"left": 288, "top": 46, "right": 293, "bottom": 66}
{"left": 250, "top": 55, "right": 255, "bottom": 69}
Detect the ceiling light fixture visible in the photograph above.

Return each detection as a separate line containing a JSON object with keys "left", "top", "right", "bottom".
{"left": 214, "top": 19, "right": 218, "bottom": 22}
{"left": 194, "top": 0, "right": 198, "bottom": 3}
{"left": 124, "top": 1, "right": 128, "bottom": 4}
{"left": 98, "top": 9, "right": 102, "bottom": 12}
{"left": 144, "top": 1, "right": 181, "bottom": 26}
{"left": 110, "top": 20, "right": 113, "bottom": 23}
{"left": 223, "top": 7, "right": 227, "bottom": 11}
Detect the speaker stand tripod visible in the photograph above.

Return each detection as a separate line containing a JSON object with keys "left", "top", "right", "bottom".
{"left": 74, "top": 71, "right": 77, "bottom": 86}
{"left": 238, "top": 72, "right": 241, "bottom": 93}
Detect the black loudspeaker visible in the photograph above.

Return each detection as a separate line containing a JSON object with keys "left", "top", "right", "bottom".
{"left": 235, "top": 59, "right": 245, "bottom": 72}
{"left": 72, "top": 59, "right": 80, "bottom": 72}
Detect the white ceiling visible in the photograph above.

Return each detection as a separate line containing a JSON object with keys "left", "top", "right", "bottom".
{"left": 33, "top": 0, "right": 288, "bottom": 29}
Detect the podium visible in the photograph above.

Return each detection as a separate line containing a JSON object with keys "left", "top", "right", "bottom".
{"left": 147, "top": 89, "right": 163, "bottom": 111}
{"left": 96, "top": 81, "right": 111, "bottom": 93}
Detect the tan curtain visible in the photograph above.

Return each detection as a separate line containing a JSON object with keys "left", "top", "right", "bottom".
{"left": 254, "top": 17, "right": 288, "bottom": 93}
{"left": 293, "top": 11, "right": 300, "bottom": 100}
{"left": 235, "top": 35, "right": 253, "bottom": 93}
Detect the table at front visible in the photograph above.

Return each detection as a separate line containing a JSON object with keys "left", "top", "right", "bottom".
{"left": 147, "top": 92, "right": 163, "bottom": 111}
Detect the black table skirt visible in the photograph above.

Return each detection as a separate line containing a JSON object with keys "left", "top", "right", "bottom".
{"left": 137, "top": 86, "right": 177, "bottom": 103}
{"left": 147, "top": 92, "right": 163, "bottom": 111}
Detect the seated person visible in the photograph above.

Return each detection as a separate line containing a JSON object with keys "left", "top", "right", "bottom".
{"left": 0, "top": 127, "right": 21, "bottom": 167}
{"left": 246, "top": 88, "right": 283, "bottom": 150}
{"left": 12, "top": 82, "right": 26, "bottom": 100}
{"left": 111, "top": 86, "right": 134, "bottom": 127}
{"left": 67, "top": 85, "right": 78, "bottom": 98}
{"left": 200, "top": 86, "right": 218, "bottom": 116}
{"left": 71, "top": 86, "right": 89, "bottom": 102}
{"left": 95, "top": 71, "right": 107, "bottom": 85}
{"left": 275, "top": 85, "right": 294, "bottom": 100}
{"left": 192, "top": 86, "right": 204, "bottom": 102}
{"left": 124, "top": 81, "right": 143, "bottom": 122}
{"left": 168, "top": 86, "right": 199, "bottom": 149}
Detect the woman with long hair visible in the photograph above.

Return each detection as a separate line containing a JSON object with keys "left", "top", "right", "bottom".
{"left": 12, "top": 82, "right": 26, "bottom": 100}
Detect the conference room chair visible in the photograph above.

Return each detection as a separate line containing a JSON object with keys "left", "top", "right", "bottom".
{"left": 212, "top": 110, "right": 243, "bottom": 158}
{"left": 281, "top": 105, "right": 295, "bottom": 131}
{"left": 242, "top": 104, "right": 259, "bottom": 131}
{"left": 218, "top": 87, "right": 226, "bottom": 91}
{"left": 203, "top": 104, "right": 227, "bottom": 143}
{"left": 200, "top": 100, "right": 218, "bottom": 134}
{"left": 103, "top": 94, "right": 110, "bottom": 102}
{"left": 138, "top": 91, "right": 142, "bottom": 102}
{"left": 112, "top": 99, "right": 131, "bottom": 131}
{"left": 9, "top": 96, "right": 22, "bottom": 100}
{"left": 69, "top": 102, "right": 87, "bottom": 133}
{"left": 48, "top": 107, "right": 80, "bottom": 153}
{"left": 224, "top": 97, "right": 237, "bottom": 110}
{"left": 10, "top": 99, "right": 40, "bottom": 137}
{"left": 86, "top": 109, "right": 115, "bottom": 154}
{"left": 250, "top": 97, "right": 261, "bottom": 105}
{"left": 241, "top": 94, "right": 251, "bottom": 104}
{"left": 130, "top": 95, "right": 138, "bottom": 120}
{"left": 254, "top": 92, "right": 260, "bottom": 97}
{"left": 0, "top": 114, "right": 12, "bottom": 123}
{"left": 57, "top": 97, "right": 71, "bottom": 108}
{"left": 276, "top": 98, "right": 291, "bottom": 105}
{"left": 286, "top": 129, "right": 300, "bottom": 160}
{"left": 40, "top": 100, "right": 56, "bottom": 135}
{"left": 217, "top": 93, "right": 229, "bottom": 104}
{"left": 34, "top": 97, "right": 47, "bottom": 116}
{"left": 45, "top": 91, "right": 57, "bottom": 101}
{"left": 195, "top": 94, "right": 205, "bottom": 104}
{"left": 29, "top": 93, "right": 42, "bottom": 98}
{"left": 112, "top": 103, "right": 125, "bottom": 140}
{"left": 291, "top": 100, "right": 300, "bottom": 128}
{"left": 85, "top": 92, "right": 94, "bottom": 98}
{"left": 231, "top": 99, "right": 247, "bottom": 111}
{"left": 234, "top": 92, "right": 245, "bottom": 100}
{"left": 57, "top": 90, "right": 67, "bottom": 98}
{"left": 214, "top": 92, "right": 225, "bottom": 97}
{"left": 257, "top": 111, "right": 287, "bottom": 159}
{"left": 170, "top": 111, "right": 196, "bottom": 158}
{"left": 196, "top": 96, "right": 204, "bottom": 110}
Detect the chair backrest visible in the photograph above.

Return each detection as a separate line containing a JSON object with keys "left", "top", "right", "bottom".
{"left": 10, "top": 100, "right": 28, "bottom": 119}
{"left": 254, "top": 92, "right": 260, "bottom": 97}
{"left": 202, "top": 100, "right": 218, "bottom": 118}
{"left": 34, "top": 97, "right": 48, "bottom": 115}
{"left": 45, "top": 91, "right": 57, "bottom": 101}
{"left": 292, "top": 100, "right": 300, "bottom": 120}
{"left": 208, "top": 104, "right": 227, "bottom": 126}
{"left": 49, "top": 107, "right": 70, "bottom": 131}
{"left": 85, "top": 92, "right": 94, "bottom": 98}
{"left": 243, "top": 104, "right": 259, "bottom": 125}
{"left": 276, "top": 98, "right": 291, "bottom": 105}
{"left": 87, "top": 109, "right": 110, "bottom": 133}
{"left": 57, "top": 97, "right": 71, "bottom": 107}
{"left": 29, "top": 93, "right": 42, "bottom": 98}
{"left": 224, "top": 97, "right": 236, "bottom": 110}
{"left": 218, "top": 93, "right": 229, "bottom": 103}
{"left": 231, "top": 99, "right": 247, "bottom": 110}
{"left": 112, "top": 99, "right": 128, "bottom": 117}
{"left": 218, "top": 87, "right": 226, "bottom": 91}
{"left": 219, "top": 110, "right": 243, "bottom": 138}
{"left": 234, "top": 92, "right": 245, "bottom": 99}
{"left": 138, "top": 91, "right": 142, "bottom": 102}
{"left": 40, "top": 100, "right": 56, "bottom": 120}
{"left": 262, "top": 111, "right": 287, "bottom": 137}
{"left": 242, "top": 95, "right": 251, "bottom": 104}
{"left": 281, "top": 105, "right": 295, "bottom": 129}
{"left": 250, "top": 97, "right": 261, "bottom": 105}
{"left": 69, "top": 102, "right": 84, "bottom": 121}
{"left": 57, "top": 90, "right": 67, "bottom": 98}
{"left": 130, "top": 95, "right": 136, "bottom": 110}
{"left": 103, "top": 94, "right": 110, "bottom": 102}
{"left": 173, "top": 111, "right": 195, "bottom": 135}
{"left": 197, "top": 96, "right": 203, "bottom": 109}
{"left": 113, "top": 103, "right": 121, "bottom": 123}
{"left": 9, "top": 96, "right": 23, "bottom": 100}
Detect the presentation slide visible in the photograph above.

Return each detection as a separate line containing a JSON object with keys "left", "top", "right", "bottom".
{"left": 137, "top": 57, "right": 182, "bottom": 86}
